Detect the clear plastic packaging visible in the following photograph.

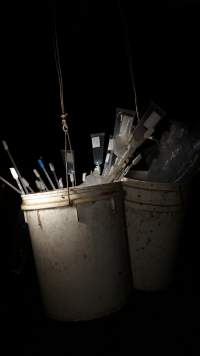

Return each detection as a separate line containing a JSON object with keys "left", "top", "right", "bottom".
{"left": 142, "top": 102, "right": 165, "bottom": 129}
{"left": 90, "top": 133, "right": 105, "bottom": 171}
{"left": 60, "top": 150, "right": 75, "bottom": 174}
{"left": 79, "top": 173, "right": 107, "bottom": 187}
{"left": 102, "top": 136, "right": 116, "bottom": 176}
{"left": 146, "top": 121, "right": 194, "bottom": 183}
{"left": 60, "top": 150, "right": 76, "bottom": 185}
{"left": 113, "top": 108, "right": 135, "bottom": 157}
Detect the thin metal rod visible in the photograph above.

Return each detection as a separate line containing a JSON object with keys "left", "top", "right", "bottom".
{"left": 2, "top": 141, "right": 28, "bottom": 194}
{"left": 38, "top": 160, "right": 56, "bottom": 190}
{"left": 0, "top": 176, "right": 21, "bottom": 194}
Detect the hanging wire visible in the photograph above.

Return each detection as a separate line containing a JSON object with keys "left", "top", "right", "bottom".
{"left": 117, "top": 0, "right": 140, "bottom": 122}
{"left": 54, "top": 33, "right": 69, "bottom": 190}
{"left": 66, "top": 130, "right": 76, "bottom": 186}
{"left": 53, "top": 18, "right": 76, "bottom": 193}
{"left": 54, "top": 29, "right": 65, "bottom": 115}
{"left": 63, "top": 123, "right": 70, "bottom": 199}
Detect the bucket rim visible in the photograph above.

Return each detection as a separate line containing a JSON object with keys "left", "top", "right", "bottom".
{"left": 21, "top": 182, "right": 122, "bottom": 211}
{"left": 122, "top": 177, "right": 189, "bottom": 192}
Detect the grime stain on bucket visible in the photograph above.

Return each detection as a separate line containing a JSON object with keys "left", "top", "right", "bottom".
{"left": 37, "top": 210, "right": 43, "bottom": 229}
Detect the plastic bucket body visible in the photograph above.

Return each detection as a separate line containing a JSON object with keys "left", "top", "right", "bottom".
{"left": 21, "top": 183, "right": 132, "bottom": 321}
{"left": 123, "top": 179, "right": 188, "bottom": 291}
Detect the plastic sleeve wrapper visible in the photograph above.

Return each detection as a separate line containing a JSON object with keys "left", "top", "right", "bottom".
{"left": 102, "top": 136, "right": 114, "bottom": 176}
{"left": 60, "top": 150, "right": 75, "bottom": 175}
{"left": 174, "top": 139, "right": 200, "bottom": 182}
{"left": 146, "top": 122, "right": 199, "bottom": 183}
{"left": 113, "top": 110, "right": 135, "bottom": 157}
{"left": 90, "top": 132, "right": 105, "bottom": 166}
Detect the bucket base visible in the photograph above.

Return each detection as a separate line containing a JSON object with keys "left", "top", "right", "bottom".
{"left": 45, "top": 300, "right": 129, "bottom": 322}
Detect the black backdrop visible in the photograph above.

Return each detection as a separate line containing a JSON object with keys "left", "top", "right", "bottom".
{"left": 0, "top": 1, "right": 200, "bottom": 345}
{"left": 1, "top": 0, "right": 200, "bottom": 183}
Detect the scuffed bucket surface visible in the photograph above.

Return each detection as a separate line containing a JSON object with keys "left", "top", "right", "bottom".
{"left": 22, "top": 183, "right": 132, "bottom": 321}
{"left": 123, "top": 179, "right": 187, "bottom": 291}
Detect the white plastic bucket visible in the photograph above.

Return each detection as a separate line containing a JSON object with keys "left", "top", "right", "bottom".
{"left": 21, "top": 183, "right": 132, "bottom": 321}
{"left": 123, "top": 179, "right": 188, "bottom": 291}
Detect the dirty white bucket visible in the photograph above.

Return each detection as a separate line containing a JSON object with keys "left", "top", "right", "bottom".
{"left": 122, "top": 178, "right": 188, "bottom": 291}
{"left": 21, "top": 183, "right": 132, "bottom": 321}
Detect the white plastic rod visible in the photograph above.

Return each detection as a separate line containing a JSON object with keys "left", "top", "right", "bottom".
{"left": 9, "top": 168, "right": 25, "bottom": 195}
{"left": 35, "top": 180, "right": 42, "bottom": 192}
{"left": 49, "top": 162, "right": 59, "bottom": 188}
{"left": 33, "top": 169, "right": 48, "bottom": 191}
{"left": 22, "top": 178, "right": 34, "bottom": 193}
{"left": 58, "top": 178, "right": 63, "bottom": 188}
{"left": 82, "top": 172, "right": 87, "bottom": 182}
{"left": 69, "top": 173, "right": 75, "bottom": 185}
{"left": 121, "top": 154, "right": 142, "bottom": 178}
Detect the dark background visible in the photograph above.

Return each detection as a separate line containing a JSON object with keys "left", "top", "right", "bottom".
{"left": 1, "top": 0, "right": 200, "bottom": 182}
{"left": 0, "top": 0, "right": 200, "bottom": 354}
